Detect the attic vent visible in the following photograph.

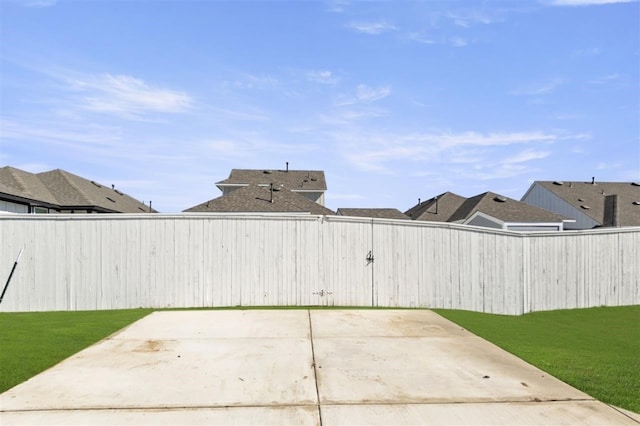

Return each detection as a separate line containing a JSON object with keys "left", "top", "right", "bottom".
{"left": 310, "top": 177, "right": 317, "bottom": 181}
{"left": 263, "top": 170, "right": 272, "bottom": 174}
{"left": 580, "top": 205, "right": 590, "bottom": 210}
{"left": 632, "top": 182, "right": 640, "bottom": 187}
{"left": 115, "top": 189, "right": 123, "bottom": 196}
{"left": 493, "top": 196, "right": 507, "bottom": 202}
{"left": 91, "top": 180, "right": 102, "bottom": 188}
{"left": 553, "top": 181, "right": 563, "bottom": 185}
{"left": 578, "top": 198, "right": 584, "bottom": 202}
{"left": 633, "top": 201, "right": 640, "bottom": 206}
{"left": 106, "top": 196, "right": 116, "bottom": 203}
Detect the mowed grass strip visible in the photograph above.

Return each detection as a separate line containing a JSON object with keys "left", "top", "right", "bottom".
{"left": 435, "top": 305, "right": 640, "bottom": 414}
{"left": 0, "top": 309, "right": 153, "bottom": 393}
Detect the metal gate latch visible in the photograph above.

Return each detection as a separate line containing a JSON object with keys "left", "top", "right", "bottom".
{"left": 366, "top": 250, "right": 374, "bottom": 265}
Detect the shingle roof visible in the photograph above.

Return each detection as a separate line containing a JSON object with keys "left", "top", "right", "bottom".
{"left": 0, "top": 166, "right": 58, "bottom": 205}
{"left": 337, "top": 208, "right": 409, "bottom": 219}
{"left": 184, "top": 184, "right": 335, "bottom": 215}
{"left": 533, "top": 181, "right": 640, "bottom": 227}
{"left": 404, "top": 192, "right": 467, "bottom": 222}
{"left": 0, "top": 166, "right": 154, "bottom": 213}
{"left": 216, "top": 169, "right": 327, "bottom": 191}
{"left": 449, "top": 192, "right": 567, "bottom": 223}
{"left": 37, "top": 169, "right": 154, "bottom": 213}
{"left": 405, "top": 190, "right": 567, "bottom": 224}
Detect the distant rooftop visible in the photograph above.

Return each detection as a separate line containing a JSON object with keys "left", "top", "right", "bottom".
{"left": 0, "top": 166, "right": 154, "bottom": 213}
{"left": 337, "top": 208, "right": 409, "bottom": 220}
{"left": 406, "top": 191, "right": 568, "bottom": 224}
{"left": 404, "top": 192, "right": 467, "bottom": 222}
{"left": 216, "top": 168, "right": 327, "bottom": 192}
{"left": 528, "top": 180, "right": 640, "bottom": 227}
{"left": 184, "top": 184, "right": 335, "bottom": 215}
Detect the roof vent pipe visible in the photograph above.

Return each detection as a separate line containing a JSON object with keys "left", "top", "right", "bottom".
{"left": 418, "top": 198, "right": 421, "bottom": 205}
{"left": 270, "top": 183, "right": 274, "bottom": 203}
{"left": 286, "top": 162, "right": 289, "bottom": 172}
{"left": 435, "top": 195, "right": 438, "bottom": 214}
{"left": 592, "top": 176, "right": 595, "bottom": 185}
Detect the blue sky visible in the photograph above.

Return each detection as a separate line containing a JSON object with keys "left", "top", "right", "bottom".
{"left": 1, "top": 0, "right": 638, "bottom": 213}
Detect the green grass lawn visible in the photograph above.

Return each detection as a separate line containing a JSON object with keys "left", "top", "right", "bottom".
{"left": 0, "top": 309, "right": 153, "bottom": 393}
{"left": 435, "top": 305, "right": 640, "bottom": 413}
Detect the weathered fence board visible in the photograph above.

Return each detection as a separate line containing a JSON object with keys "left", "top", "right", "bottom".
{"left": 1, "top": 214, "right": 638, "bottom": 314}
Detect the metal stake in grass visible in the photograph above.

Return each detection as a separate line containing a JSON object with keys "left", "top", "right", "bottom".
{"left": 0, "top": 248, "right": 23, "bottom": 305}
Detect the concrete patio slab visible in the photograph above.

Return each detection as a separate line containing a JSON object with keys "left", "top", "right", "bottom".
{"left": 1, "top": 309, "right": 637, "bottom": 425}
{"left": 2, "top": 406, "right": 320, "bottom": 426}
{"left": 310, "top": 310, "right": 587, "bottom": 404}
{"left": 321, "top": 401, "right": 632, "bottom": 425}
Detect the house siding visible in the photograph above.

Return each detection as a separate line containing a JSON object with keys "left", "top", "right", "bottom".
{"left": 522, "top": 184, "right": 598, "bottom": 229}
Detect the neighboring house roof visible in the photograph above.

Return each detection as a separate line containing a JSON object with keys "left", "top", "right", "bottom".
{"left": 0, "top": 166, "right": 59, "bottom": 205}
{"left": 216, "top": 169, "right": 327, "bottom": 192}
{"left": 448, "top": 192, "right": 567, "bottom": 223}
{"left": 404, "top": 192, "right": 467, "bottom": 222}
{"left": 337, "top": 208, "right": 409, "bottom": 220}
{"left": 524, "top": 180, "right": 640, "bottom": 227}
{"left": 0, "top": 166, "right": 154, "bottom": 213}
{"left": 184, "top": 184, "right": 335, "bottom": 215}
{"left": 405, "top": 190, "right": 568, "bottom": 226}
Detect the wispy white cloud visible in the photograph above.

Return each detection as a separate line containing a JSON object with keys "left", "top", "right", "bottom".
{"left": 406, "top": 33, "right": 436, "bottom": 45}
{"left": 450, "top": 37, "right": 471, "bottom": 47}
{"left": 68, "top": 73, "right": 193, "bottom": 118}
{"left": 446, "top": 11, "right": 496, "bottom": 27}
{"left": 202, "top": 136, "right": 319, "bottom": 161}
{"left": 326, "top": 0, "right": 350, "bottom": 13}
{"left": 547, "top": 0, "right": 633, "bottom": 6}
{"left": 336, "top": 84, "right": 391, "bottom": 106}
{"left": 510, "top": 78, "right": 563, "bottom": 96}
{"left": 355, "top": 84, "right": 391, "bottom": 103}
{"left": 307, "top": 70, "right": 340, "bottom": 85}
{"left": 320, "top": 109, "right": 388, "bottom": 125}
{"left": 336, "top": 130, "right": 564, "bottom": 173}
{"left": 589, "top": 73, "right": 622, "bottom": 84}
{"left": 503, "top": 149, "right": 550, "bottom": 164}
{"left": 0, "top": 118, "right": 123, "bottom": 148}
{"left": 436, "top": 131, "right": 557, "bottom": 148}
{"left": 226, "top": 73, "right": 280, "bottom": 90}
{"left": 596, "top": 161, "right": 623, "bottom": 170}
{"left": 346, "top": 21, "right": 397, "bottom": 35}
{"left": 573, "top": 47, "right": 601, "bottom": 56}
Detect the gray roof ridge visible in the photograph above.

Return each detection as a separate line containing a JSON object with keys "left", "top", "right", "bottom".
{"left": 45, "top": 169, "right": 94, "bottom": 205}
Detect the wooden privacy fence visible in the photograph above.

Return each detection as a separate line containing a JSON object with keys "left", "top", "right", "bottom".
{"left": 1, "top": 214, "right": 638, "bottom": 314}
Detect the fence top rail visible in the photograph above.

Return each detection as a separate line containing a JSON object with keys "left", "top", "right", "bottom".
{"left": 1, "top": 212, "right": 638, "bottom": 237}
